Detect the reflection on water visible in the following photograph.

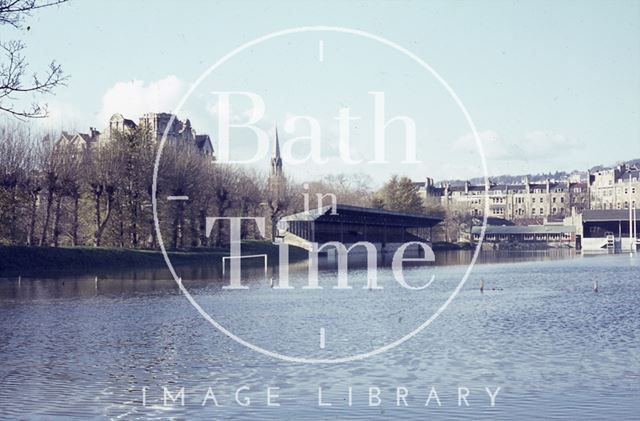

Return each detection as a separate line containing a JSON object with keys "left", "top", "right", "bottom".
{"left": 0, "top": 249, "right": 578, "bottom": 299}
{"left": 0, "top": 250, "right": 638, "bottom": 420}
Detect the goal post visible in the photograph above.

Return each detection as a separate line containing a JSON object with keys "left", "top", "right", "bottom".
{"left": 221, "top": 254, "right": 268, "bottom": 277}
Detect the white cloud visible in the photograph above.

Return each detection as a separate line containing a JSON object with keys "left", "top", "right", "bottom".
{"left": 454, "top": 129, "right": 579, "bottom": 161}
{"left": 97, "top": 75, "right": 186, "bottom": 125}
{"left": 454, "top": 129, "right": 512, "bottom": 160}
{"left": 522, "top": 130, "right": 580, "bottom": 157}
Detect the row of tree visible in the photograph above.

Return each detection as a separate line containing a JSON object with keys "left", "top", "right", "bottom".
{"left": 0, "top": 122, "right": 274, "bottom": 248}
{"left": 0, "top": 121, "right": 471, "bottom": 249}
{"left": 0, "top": 124, "right": 396, "bottom": 249}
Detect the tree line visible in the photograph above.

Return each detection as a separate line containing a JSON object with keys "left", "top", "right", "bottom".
{"left": 0, "top": 122, "right": 460, "bottom": 250}
{"left": 0, "top": 122, "right": 278, "bottom": 249}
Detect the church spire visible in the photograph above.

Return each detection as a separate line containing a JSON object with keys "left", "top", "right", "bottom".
{"left": 273, "top": 125, "right": 281, "bottom": 159}
{"left": 271, "top": 124, "right": 283, "bottom": 177}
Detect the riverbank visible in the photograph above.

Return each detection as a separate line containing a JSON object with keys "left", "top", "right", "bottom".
{"left": 431, "top": 241, "right": 473, "bottom": 251}
{"left": 0, "top": 242, "right": 309, "bottom": 275}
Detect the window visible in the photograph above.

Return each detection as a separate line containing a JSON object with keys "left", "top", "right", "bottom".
{"left": 553, "top": 197, "right": 556, "bottom": 203}
{"left": 532, "top": 197, "right": 536, "bottom": 203}
{"left": 560, "top": 197, "right": 564, "bottom": 203}
{"left": 540, "top": 208, "right": 544, "bottom": 214}
{"left": 532, "top": 208, "right": 536, "bottom": 215}
{"left": 540, "top": 197, "right": 544, "bottom": 203}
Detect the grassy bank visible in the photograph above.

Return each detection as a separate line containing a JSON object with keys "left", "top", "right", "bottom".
{"left": 0, "top": 241, "right": 309, "bottom": 275}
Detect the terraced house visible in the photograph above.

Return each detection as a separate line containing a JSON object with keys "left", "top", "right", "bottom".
{"left": 587, "top": 164, "right": 640, "bottom": 211}
{"left": 417, "top": 176, "right": 590, "bottom": 222}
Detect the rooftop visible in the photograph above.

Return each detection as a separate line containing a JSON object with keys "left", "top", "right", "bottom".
{"left": 280, "top": 204, "right": 442, "bottom": 227}
{"left": 472, "top": 225, "right": 576, "bottom": 235}
{"left": 581, "top": 209, "right": 638, "bottom": 222}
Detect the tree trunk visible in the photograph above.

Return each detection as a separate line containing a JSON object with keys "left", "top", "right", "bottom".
{"left": 94, "top": 188, "right": 114, "bottom": 247}
{"left": 171, "top": 207, "right": 180, "bottom": 250}
{"left": 26, "top": 191, "right": 38, "bottom": 246}
{"left": 93, "top": 189, "right": 102, "bottom": 247}
{"left": 71, "top": 194, "right": 80, "bottom": 246}
{"left": 39, "top": 187, "right": 55, "bottom": 246}
{"left": 270, "top": 213, "right": 278, "bottom": 242}
{"left": 52, "top": 193, "right": 63, "bottom": 247}
{"left": 116, "top": 199, "right": 125, "bottom": 248}
{"left": 198, "top": 208, "right": 208, "bottom": 247}
{"left": 8, "top": 186, "right": 17, "bottom": 244}
{"left": 240, "top": 202, "right": 249, "bottom": 238}
{"left": 189, "top": 206, "right": 198, "bottom": 248}
{"left": 215, "top": 207, "right": 225, "bottom": 247}
{"left": 147, "top": 214, "right": 157, "bottom": 249}
{"left": 129, "top": 194, "right": 139, "bottom": 248}
{"left": 173, "top": 201, "right": 184, "bottom": 249}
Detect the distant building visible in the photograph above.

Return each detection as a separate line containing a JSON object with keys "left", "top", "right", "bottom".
{"left": 565, "top": 209, "right": 639, "bottom": 251}
{"left": 588, "top": 163, "right": 640, "bottom": 211}
{"left": 417, "top": 177, "right": 589, "bottom": 222}
{"left": 56, "top": 127, "right": 101, "bottom": 152}
{"left": 471, "top": 224, "right": 576, "bottom": 248}
{"left": 56, "top": 112, "right": 214, "bottom": 156}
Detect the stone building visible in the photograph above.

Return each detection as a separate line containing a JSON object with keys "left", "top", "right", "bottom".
{"left": 57, "top": 127, "right": 101, "bottom": 152}
{"left": 417, "top": 176, "right": 589, "bottom": 223}
{"left": 56, "top": 112, "right": 214, "bottom": 156}
{"left": 587, "top": 164, "right": 640, "bottom": 210}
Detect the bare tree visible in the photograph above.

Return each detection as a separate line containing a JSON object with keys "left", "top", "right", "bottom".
{"left": 236, "top": 169, "right": 263, "bottom": 239}
{"left": 23, "top": 155, "right": 42, "bottom": 245}
{"left": 111, "top": 126, "right": 154, "bottom": 248}
{"left": 264, "top": 175, "right": 300, "bottom": 242}
{"left": 209, "top": 164, "right": 241, "bottom": 247}
{"left": 37, "top": 136, "right": 62, "bottom": 245}
{"left": 160, "top": 143, "right": 203, "bottom": 249}
{"left": 51, "top": 142, "right": 82, "bottom": 246}
{"left": 0, "top": 121, "right": 34, "bottom": 243}
{"left": 87, "top": 142, "right": 120, "bottom": 247}
{"left": 0, "top": 0, "right": 68, "bottom": 118}
{"left": 305, "top": 173, "right": 374, "bottom": 208}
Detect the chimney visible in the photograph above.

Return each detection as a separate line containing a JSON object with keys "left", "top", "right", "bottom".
{"left": 89, "top": 127, "right": 100, "bottom": 141}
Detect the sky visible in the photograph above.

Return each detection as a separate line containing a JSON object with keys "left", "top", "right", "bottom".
{"left": 1, "top": 0, "right": 639, "bottom": 185}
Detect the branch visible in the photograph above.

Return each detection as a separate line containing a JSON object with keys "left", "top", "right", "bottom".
{"left": 0, "top": 39, "right": 68, "bottom": 118}
{"left": 0, "top": 0, "right": 67, "bottom": 28}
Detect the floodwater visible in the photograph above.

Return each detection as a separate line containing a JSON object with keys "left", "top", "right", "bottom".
{"left": 0, "top": 250, "right": 638, "bottom": 420}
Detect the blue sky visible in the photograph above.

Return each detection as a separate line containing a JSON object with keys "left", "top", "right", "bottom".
{"left": 2, "top": 0, "right": 639, "bottom": 184}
